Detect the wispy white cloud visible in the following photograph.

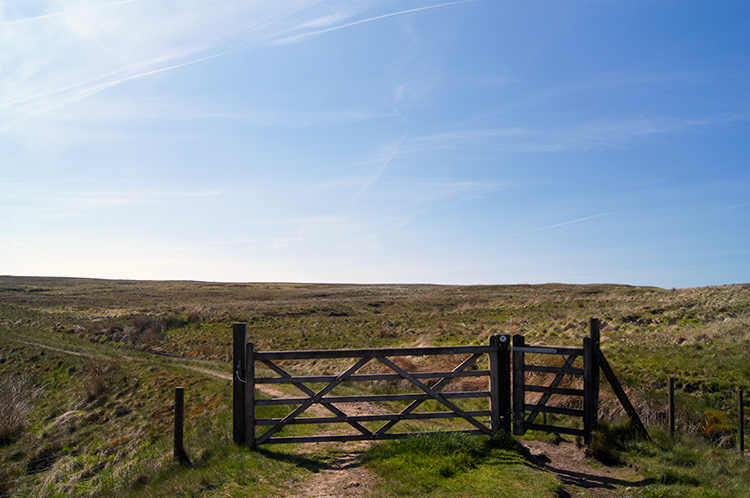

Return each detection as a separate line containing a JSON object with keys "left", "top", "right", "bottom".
{"left": 0, "top": 1, "right": 347, "bottom": 132}
{"left": 241, "top": 215, "right": 349, "bottom": 226}
{"left": 273, "top": 234, "right": 304, "bottom": 249}
{"left": 0, "top": 1, "right": 482, "bottom": 134}
{"left": 1, "top": 0, "right": 142, "bottom": 25}
{"left": 405, "top": 114, "right": 744, "bottom": 153}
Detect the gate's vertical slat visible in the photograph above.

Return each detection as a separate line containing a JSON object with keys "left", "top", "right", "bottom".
{"left": 590, "top": 318, "right": 601, "bottom": 419}
{"left": 583, "top": 336, "right": 592, "bottom": 444}
{"left": 512, "top": 334, "right": 526, "bottom": 436}
{"left": 233, "top": 323, "right": 248, "bottom": 445}
{"left": 489, "top": 335, "right": 501, "bottom": 433}
{"left": 245, "top": 342, "right": 256, "bottom": 448}
{"left": 498, "top": 335, "right": 512, "bottom": 432}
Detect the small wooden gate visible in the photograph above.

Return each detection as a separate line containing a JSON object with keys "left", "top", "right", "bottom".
{"left": 512, "top": 319, "right": 600, "bottom": 444}
{"left": 235, "top": 331, "right": 511, "bottom": 447}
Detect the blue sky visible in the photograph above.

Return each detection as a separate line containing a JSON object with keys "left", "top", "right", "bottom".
{"left": 1, "top": 0, "right": 748, "bottom": 287}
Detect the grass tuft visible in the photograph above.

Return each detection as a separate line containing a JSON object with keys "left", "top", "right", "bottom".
{"left": 0, "top": 371, "right": 41, "bottom": 446}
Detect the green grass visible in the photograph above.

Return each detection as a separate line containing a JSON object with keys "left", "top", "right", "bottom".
{"left": 623, "top": 429, "right": 750, "bottom": 498}
{"left": 362, "top": 431, "right": 560, "bottom": 497}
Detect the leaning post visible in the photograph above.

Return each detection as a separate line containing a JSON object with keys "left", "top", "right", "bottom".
{"left": 233, "top": 322, "right": 248, "bottom": 445}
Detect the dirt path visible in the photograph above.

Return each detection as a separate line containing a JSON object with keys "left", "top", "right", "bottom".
{"left": 284, "top": 441, "right": 379, "bottom": 498}
{"left": 523, "top": 438, "right": 652, "bottom": 498}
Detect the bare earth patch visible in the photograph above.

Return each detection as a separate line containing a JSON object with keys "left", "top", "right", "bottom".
{"left": 284, "top": 442, "right": 379, "bottom": 498}
{"left": 522, "top": 438, "right": 652, "bottom": 498}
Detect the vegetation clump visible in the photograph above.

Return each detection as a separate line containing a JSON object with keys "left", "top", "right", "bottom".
{"left": 0, "top": 371, "right": 41, "bottom": 446}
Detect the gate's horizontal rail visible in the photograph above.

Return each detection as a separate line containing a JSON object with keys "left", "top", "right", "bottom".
{"left": 524, "top": 404, "right": 584, "bottom": 417}
{"left": 256, "top": 370, "right": 489, "bottom": 384}
{"left": 525, "top": 385, "right": 584, "bottom": 396}
{"left": 259, "top": 430, "right": 488, "bottom": 445}
{"left": 524, "top": 423, "right": 584, "bottom": 437}
{"left": 255, "top": 345, "right": 495, "bottom": 360}
{"left": 513, "top": 346, "right": 582, "bottom": 355}
{"left": 255, "top": 391, "right": 491, "bottom": 406}
{"left": 256, "top": 410, "right": 491, "bottom": 425}
{"left": 525, "top": 365, "right": 583, "bottom": 375}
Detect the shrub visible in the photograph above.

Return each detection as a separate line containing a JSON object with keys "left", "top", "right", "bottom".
{"left": 0, "top": 371, "right": 42, "bottom": 445}
{"left": 82, "top": 359, "right": 121, "bottom": 401}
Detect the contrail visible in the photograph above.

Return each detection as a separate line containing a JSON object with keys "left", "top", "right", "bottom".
{"left": 0, "top": 47, "right": 251, "bottom": 133}
{"left": 2, "top": 0, "right": 141, "bottom": 25}
{"left": 703, "top": 202, "right": 750, "bottom": 217}
{"left": 1, "top": 237, "right": 77, "bottom": 267}
{"left": 511, "top": 212, "right": 615, "bottom": 236}
{"left": 353, "top": 134, "right": 408, "bottom": 203}
{"left": 1, "top": 0, "right": 481, "bottom": 132}
{"left": 272, "top": 0, "right": 480, "bottom": 45}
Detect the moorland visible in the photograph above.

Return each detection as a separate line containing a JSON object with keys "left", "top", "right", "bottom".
{"left": 1, "top": 276, "right": 748, "bottom": 497}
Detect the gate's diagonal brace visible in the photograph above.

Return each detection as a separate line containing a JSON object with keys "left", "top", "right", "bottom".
{"left": 374, "top": 354, "right": 482, "bottom": 436}
{"left": 256, "top": 357, "right": 372, "bottom": 445}
{"left": 261, "top": 360, "right": 372, "bottom": 436}
{"left": 599, "top": 354, "right": 650, "bottom": 440}
{"left": 377, "top": 356, "right": 491, "bottom": 434}
{"left": 525, "top": 354, "right": 579, "bottom": 424}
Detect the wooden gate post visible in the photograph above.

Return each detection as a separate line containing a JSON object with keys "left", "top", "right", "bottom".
{"left": 489, "top": 335, "right": 511, "bottom": 433}
{"left": 512, "top": 335, "right": 526, "bottom": 436}
{"left": 583, "top": 318, "right": 601, "bottom": 445}
{"left": 233, "top": 322, "right": 248, "bottom": 445}
{"left": 245, "top": 342, "right": 256, "bottom": 448}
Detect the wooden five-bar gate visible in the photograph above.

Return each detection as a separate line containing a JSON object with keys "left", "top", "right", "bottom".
{"left": 233, "top": 318, "right": 647, "bottom": 448}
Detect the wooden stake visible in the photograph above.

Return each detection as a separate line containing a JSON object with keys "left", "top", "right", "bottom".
{"left": 174, "top": 387, "right": 189, "bottom": 464}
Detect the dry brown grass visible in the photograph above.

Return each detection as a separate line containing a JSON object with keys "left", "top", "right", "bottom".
{"left": 0, "top": 371, "right": 42, "bottom": 445}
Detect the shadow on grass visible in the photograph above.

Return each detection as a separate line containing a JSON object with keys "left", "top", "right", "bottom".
{"left": 256, "top": 447, "right": 331, "bottom": 473}
{"left": 545, "top": 465, "right": 655, "bottom": 491}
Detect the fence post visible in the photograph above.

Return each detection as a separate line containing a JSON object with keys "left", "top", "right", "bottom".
{"left": 512, "top": 334, "right": 526, "bottom": 436}
{"left": 669, "top": 377, "right": 675, "bottom": 438}
{"left": 489, "top": 335, "right": 511, "bottom": 433}
{"left": 583, "top": 318, "right": 601, "bottom": 445}
{"left": 174, "top": 387, "right": 189, "bottom": 464}
{"left": 245, "top": 342, "right": 256, "bottom": 448}
{"left": 740, "top": 389, "right": 745, "bottom": 457}
{"left": 233, "top": 322, "right": 248, "bottom": 445}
